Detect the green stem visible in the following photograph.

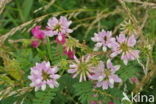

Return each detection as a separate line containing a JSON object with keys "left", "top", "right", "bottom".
{"left": 47, "top": 37, "right": 52, "bottom": 62}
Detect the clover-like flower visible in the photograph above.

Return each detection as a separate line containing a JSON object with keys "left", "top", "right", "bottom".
{"left": 91, "top": 60, "right": 121, "bottom": 90}
{"left": 28, "top": 61, "right": 60, "bottom": 91}
{"left": 68, "top": 55, "right": 94, "bottom": 82}
{"left": 110, "top": 34, "right": 139, "bottom": 65}
{"left": 91, "top": 30, "right": 116, "bottom": 51}
{"left": 44, "top": 16, "right": 73, "bottom": 36}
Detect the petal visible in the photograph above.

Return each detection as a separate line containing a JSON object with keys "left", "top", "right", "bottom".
{"left": 48, "top": 17, "right": 58, "bottom": 27}
{"left": 96, "top": 81, "right": 103, "bottom": 87}
{"left": 51, "top": 75, "right": 60, "bottom": 79}
{"left": 69, "top": 64, "right": 77, "bottom": 68}
{"left": 41, "top": 84, "right": 46, "bottom": 91}
{"left": 131, "top": 50, "right": 140, "bottom": 59}
{"left": 114, "top": 65, "right": 120, "bottom": 71}
{"left": 93, "top": 47, "right": 100, "bottom": 51}
{"left": 95, "top": 42, "right": 103, "bottom": 47}
{"left": 79, "top": 73, "right": 83, "bottom": 82}
{"left": 68, "top": 69, "right": 77, "bottom": 73}
{"left": 35, "top": 87, "right": 40, "bottom": 91}
{"left": 35, "top": 79, "right": 42, "bottom": 84}
{"left": 128, "top": 35, "right": 136, "bottom": 47}
{"left": 102, "top": 46, "right": 107, "bottom": 52}
{"left": 117, "top": 34, "right": 126, "bottom": 43}
{"left": 110, "top": 50, "right": 121, "bottom": 58}
{"left": 106, "top": 59, "right": 113, "bottom": 69}
{"left": 74, "top": 56, "right": 80, "bottom": 63}
{"left": 102, "top": 81, "right": 109, "bottom": 90}
{"left": 123, "top": 59, "right": 128, "bottom": 65}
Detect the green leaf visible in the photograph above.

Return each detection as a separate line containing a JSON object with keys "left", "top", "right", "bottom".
{"left": 32, "top": 88, "right": 57, "bottom": 104}
{"left": 73, "top": 81, "right": 95, "bottom": 104}
{"left": 22, "top": 0, "right": 34, "bottom": 21}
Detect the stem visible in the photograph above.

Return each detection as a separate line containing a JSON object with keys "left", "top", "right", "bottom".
{"left": 47, "top": 37, "right": 52, "bottom": 62}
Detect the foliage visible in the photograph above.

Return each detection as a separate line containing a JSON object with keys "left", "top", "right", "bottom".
{"left": 0, "top": 0, "right": 156, "bottom": 104}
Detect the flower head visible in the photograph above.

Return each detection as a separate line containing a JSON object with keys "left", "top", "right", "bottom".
{"left": 91, "top": 60, "right": 121, "bottom": 90}
{"left": 110, "top": 34, "right": 139, "bottom": 65}
{"left": 28, "top": 61, "right": 60, "bottom": 91}
{"left": 44, "top": 16, "right": 73, "bottom": 37}
{"left": 91, "top": 30, "right": 116, "bottom": 51}
{"left": 68, "top": 55, "right": 94, "bottom": 82}
{"left": 31, "top": 26, "right": 45, "bottom": 40}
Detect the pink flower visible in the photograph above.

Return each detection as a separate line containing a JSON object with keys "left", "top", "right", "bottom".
{"left": 44, "top": 16, "right": 73, "bottom": 37}
{"left": 91, "top": 30, "right": 116, "bottom": 51}
{"left": 110, "top": 34, "right": 139, "bottom": 65}
{"left": 31, "top": 40, "right": 40, "bottom": 48}
{"left": 64, "top": 49, "right": 75, "bottom": 59}
{"left": 91, "top": 60, "right": 121, "bottom": 90}
{"left": 28, "top": 61, "right": 60, "bottom": 91}
{"left": 56, "top": 34, "right": 66, "bottom": 44}
{"left": 67, "top": 55, "right": 94, "bottom": 82}
{"left": 31, "top": 26, "right": 45, "bottom": 39}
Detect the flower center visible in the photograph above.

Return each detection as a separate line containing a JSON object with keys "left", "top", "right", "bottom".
{"left": 104, "top": 69, "right": 111, "bottom": 77}
{"left": 78, "top": 63, "right": 88, "bottom": 72}
{"left": 103, "top": 36, "right": 107, "bottom": 41}
{"left": 54, "top": 24, "right": 61, "bottom": 31}
{"left": 120, "top": 43, "right": 129, "bottom": 52}
{"left": 42, "top": 71, "right": 50, "bottom": 81}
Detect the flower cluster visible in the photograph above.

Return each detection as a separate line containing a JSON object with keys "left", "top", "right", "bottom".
{"left": 28, "top": 61, "right": 60, "bottom": 91}
{"left": 110, "top": 34, "right": 139, "bottom": 65}
{"left": 91, "top": 30, "right": 116, "bottom": 51}
{"left": 30, "top": 16, "right": 75, "bottom": 58}
{"left": 91, "top": 30, "right": 139, "bottom": 65}
{"left": 90, "top": 60, "right": 121, "bottom": 90}
{"left": 44, "top": 16, "right": 73, "bottom": 36}
{"left": 68, "top": 55, "right": 94, "bottom": 82}
{"left": 29, "top": 16, "right": 140, "bottom": 92}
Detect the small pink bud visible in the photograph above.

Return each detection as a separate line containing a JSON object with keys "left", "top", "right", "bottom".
{"left": 56, "top": 34, "right": 66, "bottom": 44}
{"left": 31, "top": 40, "right": 40, "bottom": 48}
{"left": 64, "top": 49, "right": 75, "bottom": 59}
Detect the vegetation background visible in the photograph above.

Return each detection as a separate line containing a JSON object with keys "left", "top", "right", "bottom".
{"left": 0, "top": 0, "right": 156, "bottom": 104}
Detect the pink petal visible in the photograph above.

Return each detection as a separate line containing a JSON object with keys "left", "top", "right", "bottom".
{"left": 68, "top": 69, "right": 77, "bottom": 73}
{"left": 117, "top": 34, "right": 126, "bottom": 43}
{"left": 128, "top": 35, "right": 136, "bottom": 47}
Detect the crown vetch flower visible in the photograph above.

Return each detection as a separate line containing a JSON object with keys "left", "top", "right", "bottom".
{"left": 28, "top": 61, "right": 60, "bottom": 91}
{"left": 110, "top": 34, "right": 139, "bottom": 65}
{"left": 91, "top": 60, "right": 121, "bottom": 90}
{"left": 44, "top": 16, "right": 73, "bottom": 37}
{"left": 31, "top": 26, "right": 45, "bottom": 39}
{"left": 68, "top": 55, "right": 94, "bottom": 82}
{"left": 91, "top": 30, "right": 116, "bottom": 51}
